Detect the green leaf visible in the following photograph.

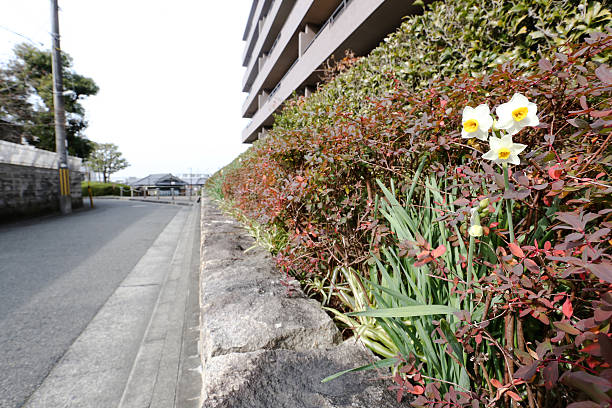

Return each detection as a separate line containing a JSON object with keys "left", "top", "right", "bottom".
{"left": 439, "top": 319, "right": 463, "bottom": 361}
{"left": 321, "top": 357, "right": 398, "bottom": 383}
{"left": 349, "top": 304, "right": 456, "bottom": 318}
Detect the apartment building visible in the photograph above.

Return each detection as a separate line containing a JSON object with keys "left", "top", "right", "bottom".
{"left": 241, "top": 0, "right": 424, "bottom": 143}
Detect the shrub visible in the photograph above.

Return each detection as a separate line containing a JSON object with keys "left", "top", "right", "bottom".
{"left": 208, "top": 1, "right": 611, "bottom": 403}
{"left": 218, "top": 32, "right": 611, "bottom": 276}
{"left": 273, "top": 0, "right": 611, "bottom": 132}
{"left": 81, "top": 181, "right": 130, "bottom": 197}
{"left": 212, "top": 32, "right": 612, "bottom": 406}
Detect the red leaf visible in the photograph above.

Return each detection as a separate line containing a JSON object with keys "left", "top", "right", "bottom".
{"left": 535, "top": 312, "right": 550, "bottom": 325}
{"left": 581, "top": 343, "right": 601, "bottom": 356}
{"left": 548, "top": 164, "right": 563, "bottom": 180}
{"left": 416, "top": 250, "right": 430, "bottom": 260}
{"left": 538, "top": 58, "right": 553, "bottom": 71}
{"left": 514, "top": 362, "right": 539, "bottom": 381}
{"left": 509, "top": 242, "right": 525, "bottom": 258}
{"left": 543, "top": 361, "right": 559, "bottom": 390}
{"left": 410, "top": 385, "right": 425, "bottom": 395}
{"left": 586, "top": 262, "right": 612, "bottom": 283}
{"left": 431, "top": 244, "right": 446, "bottom": 258}
{"left": 591, "top": 109, "right": 612, "bottom": 118}
{"left": 490, "top": 378, "right": 503, "bottom": 388}
{"left": 598, "top": 334, "right": 612, "bottom": 366}
{"left": 506, "top": 390, "right": 521, "bottom": 402}
{"left": 595, "top": 64, "right": 612, "bottom": 84}
{"left": 553, "top": 321, "right": 580, "bottom": 335}
{"left": 562, "top": 298, "right": 574, "bottom": 319}
{"left": 524, "top": 258, "right": 539, "bottom": 273}
{"left": 567, "top": 402, "right": 601, "bottom": 408}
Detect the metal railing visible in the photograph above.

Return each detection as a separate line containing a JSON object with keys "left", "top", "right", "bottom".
{"left": 303, "top": 0, "right": 352, "bottom": 54}
{"left": 269, "top": 0, "right": 352, "bottom": 98}
{"left": 269, "top": 54, "right": 300, "bottom": 97}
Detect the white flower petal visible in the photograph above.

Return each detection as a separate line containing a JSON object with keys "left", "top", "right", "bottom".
{"left": 526, "top": 102, "right": 538, "bottom": 115}
{"left": 511, "top": 143, "right": 528, "bottom": 154}
{"left": 495, "top": 104, "right": 513, "bottom": 129}
{"left": 474, "top": 129, "right": 489, "bottom": 141}
{"left": 488, "top": 136, "right": 503, "bottom": 151}
{"left": 505, "top": 125, "right": 521, "bottom": 136}
{"left": 508, "top": 154, "right": 521, "bottom": 165}
{"left": 479, "top": 114, "right": 493, "bottom": 131}
{"left": 482, "top": 150, "right": 497, "bottom": 160}
{"left": 474, "top": 104, "right": 490, "bottom": 117}
{"left": 461, "top": 129, "right": 471, "bottom": 139}
{"left": 510, "top": 93, "right": 529, "bottom": 106}
{"left": 499, "top": 134, "right": 515, "bottom": 147}
{"left": 462, "top": 106, "right": 475, "bottom": 121}
{"left": 525, "top": 114, "right": 539, "bottom": 127}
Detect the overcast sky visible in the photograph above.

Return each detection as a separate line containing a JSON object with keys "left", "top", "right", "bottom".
{"left": 0, "top": 0, "right": 252, "bottom": 179}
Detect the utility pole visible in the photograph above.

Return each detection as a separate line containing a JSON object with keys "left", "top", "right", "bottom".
{"left": 50, "top": 0, "right": 71, "bottom": 214}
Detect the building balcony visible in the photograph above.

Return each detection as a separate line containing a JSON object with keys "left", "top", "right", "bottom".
{"left": 241, "top": 0, "right": 422, "bottom": 143}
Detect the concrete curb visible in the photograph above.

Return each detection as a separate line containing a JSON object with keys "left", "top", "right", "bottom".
{"left": 198, "top": 195, "right": 406, "bottom": 407}
{"left": 94, "top": 196, "right": 195, "bottom": 207}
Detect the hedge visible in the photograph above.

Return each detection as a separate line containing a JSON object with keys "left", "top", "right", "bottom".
{"left": 207, "top": 1, "right": 612, "bottom": 405}
{"left": 81, "top": 181, "right": 130, "bottom": 197}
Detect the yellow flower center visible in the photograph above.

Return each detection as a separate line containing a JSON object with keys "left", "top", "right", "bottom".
{"left": 463, "top": 119, "right": 479, "bottom": 133}
{"left": 498, "top": 148, "right": 511, "bottom": 160}
{"left": 512, "top": 106, "right": 528, "bottom": 122}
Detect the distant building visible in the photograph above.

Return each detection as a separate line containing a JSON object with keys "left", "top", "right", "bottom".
{"left": 130, "top": 173, "right": 188, "bottom": 194}
{"left": 241, "top": 0, "right": 425, "bottom": 143}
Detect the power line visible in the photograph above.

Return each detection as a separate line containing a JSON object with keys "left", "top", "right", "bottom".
{"left": 0, "top": 25, "right": 46, "bottom": 47}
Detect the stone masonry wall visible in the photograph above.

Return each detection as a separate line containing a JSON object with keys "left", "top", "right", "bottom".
{"left": 198, "top": 195, "right": 406, "bottom": 407}
{"left": 0, "top": 140, "right": 84, "bottom": 221}
{"left": 0, "top": 163, "right": 83, "bottom": 221}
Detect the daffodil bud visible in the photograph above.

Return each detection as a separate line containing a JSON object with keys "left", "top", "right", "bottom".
{"left": 469, "top": 208, "right": 482, "bottom": 237}
{"left": 468, "top": 225, "right": 483, "bottom": 237}
{"left": 479, "top": 198, "right": 489, "bottom": 209}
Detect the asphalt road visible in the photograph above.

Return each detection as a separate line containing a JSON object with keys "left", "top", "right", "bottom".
{"left": 0, "top": 199, "right": 181, "bottom": 408}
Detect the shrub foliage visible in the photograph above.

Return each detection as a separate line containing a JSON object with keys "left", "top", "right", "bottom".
{"left": 208, "top": 1, "right": 611, "bottom": 405}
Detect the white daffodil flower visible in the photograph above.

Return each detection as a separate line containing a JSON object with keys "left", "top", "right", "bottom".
{"left": 461, "top": 104, "right": 493, "bottom": 141}
{"left": 482, "top": 134, "right": 527, "bottom": 165}
{"left": 495, "top": 93, "right": 539, "bottom": 135}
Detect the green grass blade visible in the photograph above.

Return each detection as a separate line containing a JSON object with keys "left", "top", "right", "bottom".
{"left": 349, "top": 304, "right": 456, "bottom": 318}
{"left": 321, "top": 357, "right": 398, "bottom": 383}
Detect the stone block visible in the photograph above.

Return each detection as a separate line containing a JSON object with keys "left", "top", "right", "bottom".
{"left": 202, "top": 341, "right": 405, "bottom": 408}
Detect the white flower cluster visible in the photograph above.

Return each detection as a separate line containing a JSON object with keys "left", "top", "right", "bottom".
{"left": 461, "top": 93, "right": 539, "bottom": 165}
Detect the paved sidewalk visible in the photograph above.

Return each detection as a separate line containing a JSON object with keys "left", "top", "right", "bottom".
{"left": 24, "top": 204, "right": 201, "bottom": 407}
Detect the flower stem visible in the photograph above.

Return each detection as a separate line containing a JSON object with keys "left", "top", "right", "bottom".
{"left": 503, "top": 163, "right": 515, "bottom": 243}
{"left": 466, "top": 209, "right": 480, "bottom": 312}
{"left": 466, "top": 234, "right": 475, "bottom": 311}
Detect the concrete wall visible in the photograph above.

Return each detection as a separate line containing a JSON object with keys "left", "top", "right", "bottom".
{"left": 241, "top": 0, "right": 426, "bottom": 143}
{"left": 0, "top": 141, "right": 83, "bottom": 221}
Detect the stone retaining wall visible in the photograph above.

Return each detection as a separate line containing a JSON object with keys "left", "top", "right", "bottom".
{"left": 198, "top": 196, "right": 406, "bottom": 407}
{"left": 0, "top": 141, "right": 83, "bottom": 221}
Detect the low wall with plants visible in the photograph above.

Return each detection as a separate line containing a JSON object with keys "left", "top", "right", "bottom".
{"left": 208, "top": 1, "right": 611, "bottom": 406}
